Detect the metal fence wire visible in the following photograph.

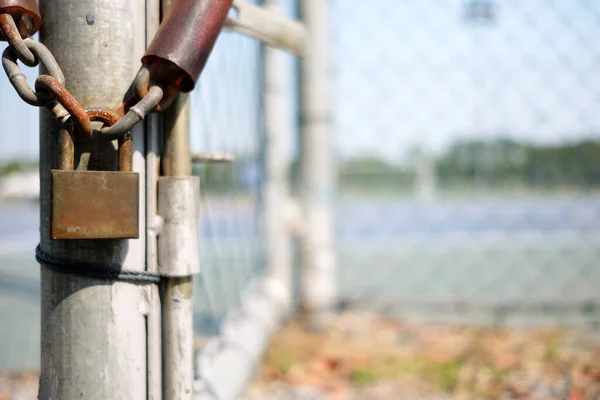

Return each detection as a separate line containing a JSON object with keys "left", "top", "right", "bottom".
{"left": 191, "top": 15, "right": 264, "bottom": 336}
{"left": 332, "top": 0, "right": 600, "bottom": 326}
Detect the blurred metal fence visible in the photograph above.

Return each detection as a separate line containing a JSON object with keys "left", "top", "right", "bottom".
{"left": 332, "top": 0, "right": 600, "bottom": 326}
{"left": 191, "top": 18, "right": 265, "bottom": 336}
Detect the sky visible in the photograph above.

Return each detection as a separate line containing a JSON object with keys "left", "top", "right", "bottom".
{"left": 1, "top": 0, "right": 600, "bottom": 164}
{"left": 331, "top": 0, "right": 600, "bottom": 163}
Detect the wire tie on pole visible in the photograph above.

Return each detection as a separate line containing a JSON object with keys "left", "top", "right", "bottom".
{"left": 35, "top": 244, "right": 161, "bottom": 283}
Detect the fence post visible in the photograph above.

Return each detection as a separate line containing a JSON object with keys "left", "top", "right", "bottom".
{"left": 145, "top": 1, "right": 163, "bottom": 399}
{"left": 160, "top": 96, "right": 195, "bottom": 400}
{"left": 261, "top": 0, "right": 293, "bottom": 315}
{"left": 297, "top": 0, "right": 337, "bottom": 327}
{"left": 38, "top": 1, "right": 154, "bottom": 399}
{"left": 159, "top": 0, "right": 195, "bottom": 394}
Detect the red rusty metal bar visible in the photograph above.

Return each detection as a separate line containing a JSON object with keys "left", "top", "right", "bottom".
{"left": 142, "top": 0, "right": 233, "bottom": 92}
{"left": 0, "top": 0, "right": 41, "bottom": 39}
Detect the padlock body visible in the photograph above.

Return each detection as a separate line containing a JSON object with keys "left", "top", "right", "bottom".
{"left": 50, "top": 170, "right": 139, "bottom": 239}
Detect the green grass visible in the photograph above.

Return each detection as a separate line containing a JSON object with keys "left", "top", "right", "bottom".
{"left": 350, "top": 357, "right": 463, "bottom": 391}
{"left": 351, "top": 366, "right": 377, "bottom": 387}
{"left": 265, "top": 351, "right": 298, "bottom": 375}
{"left": 420, "top": 359, "right": 463, "bottom": 392}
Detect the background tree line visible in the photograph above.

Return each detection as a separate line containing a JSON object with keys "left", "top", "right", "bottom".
{"left": 3, "top": 137, "right": 600, "bottom": 193}
{"left": 338, "top": 137, "right": 600, "bottom": 193}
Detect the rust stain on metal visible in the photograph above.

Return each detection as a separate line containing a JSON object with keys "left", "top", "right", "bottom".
{"left": 0, "top": 13, "right": 22, "bottom": 45}
{"left": 85, "top": 107, "right": 121, "bottom": 128}
{"left": 0, "top": 0, "right": 41, "bottom": 40}
{"left": 133, "top": 65, "right": 151, "bottom": 100}
{"left": 50, "top": 170, "right": 139, "bottom": 240}
{"left": 118, "top": 136, "right": 133, "bottom": 173}
{"left": 142, "top": 0, "right": 233, "bottom": 92}
{"left": 36, "top": 75, "right": 92, "bottom": 139}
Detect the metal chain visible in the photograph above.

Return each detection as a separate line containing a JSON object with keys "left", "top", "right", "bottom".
{"left": 2, "top": 37, "right": 64, "bottom": 106}
{"left": 0, "top": 12, "right": 166, "bottom": 140}
{"left": 0, "top": 13, "right": 36, "bottom": 66}
{"left": 100, "top": 85, "right": 164, "bottom": 140}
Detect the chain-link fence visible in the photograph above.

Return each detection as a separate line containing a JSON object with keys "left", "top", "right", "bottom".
{"left": 191, "top": 14, "right": 265, "bottom": 337}
{"left": 333, "top": 0, "right": 600, "bottom": 326}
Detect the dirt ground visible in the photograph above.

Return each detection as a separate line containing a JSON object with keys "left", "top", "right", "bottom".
{"left": 246, "top": 312, "right": 600, "bottom": 400}
{"left": 3, "top": 312, "right": 600, "bottom": 400}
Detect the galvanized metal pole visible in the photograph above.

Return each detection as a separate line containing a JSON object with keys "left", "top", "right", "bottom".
{"left": 261, "top": 0, "right": 293, "bottom": 315}
{"left": 159, "top": 2, "right": 196, "bottom": 399}
{"left": 147, "top": 110, "right": 164, "bottom": 400}
{"left": 38, "top": 1, "right": 153, "bottom": 399}
{"left": 160, "top": 91, "right": 196, "bottom": 400}
{"left": 225, "top": 0, "right": 306, "bottom": 56}
{"left": 297, "top": 0, "right": 338, "bottom": 328}
{"left": 145, "top": 2, "right": 163, "bottom": 399}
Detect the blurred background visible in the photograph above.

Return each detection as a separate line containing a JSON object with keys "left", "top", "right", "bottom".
{"left": 1, "top": 0, "right": 600, "bottom": 398}
{"left": 334, "top": 0, "right": 600, "bottom": 326}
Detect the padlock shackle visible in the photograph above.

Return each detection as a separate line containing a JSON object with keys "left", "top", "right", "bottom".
{"left": 57, "top": 128, "right": 74, "bottom": 171}
{"left": 50, "top": 111, "right": 138, "bottom": 240}
{"left": 62, "top": 108, "right": 134, "bottom": 173}
{"left": 118, "top": 135, "right": 133, "bottom": 173}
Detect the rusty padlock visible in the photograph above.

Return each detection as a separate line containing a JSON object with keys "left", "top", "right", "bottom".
{"left": 50, "top": 116, "right": 139, "bottom": 240}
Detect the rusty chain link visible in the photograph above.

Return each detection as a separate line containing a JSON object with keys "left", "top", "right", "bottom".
{"left": 0, "top": 12, "right": 165, "bottom": 141}
{"left": 0, "top": 13, "right": 35, "bottom": 66}
{"left": 0, "top": 0, "right": 300, "bottom": 144}
{"left": 100, "top": 84, "right": 164, "bottom": 140}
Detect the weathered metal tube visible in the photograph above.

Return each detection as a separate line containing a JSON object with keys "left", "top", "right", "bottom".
{"left": 157, "top": 176, "right": 200, "bottom": 277}
{"left": 39, "top": 0, "right": 148, "bottom": 396}
{"left": 142, "top": 0, "right": 232, "bottom": 92}
{"left": 225, "top": 0, "right": 307, "bottom": 56}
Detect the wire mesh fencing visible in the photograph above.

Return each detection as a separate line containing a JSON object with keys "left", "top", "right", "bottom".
{"left": 190, "top": 16, "right": 265, "bottom": 337}
{"left": 332, "top": 0, "right": 600, "bottom": 326}
{"left": 189, "top": 6, "right": 293, "bottom": 397}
